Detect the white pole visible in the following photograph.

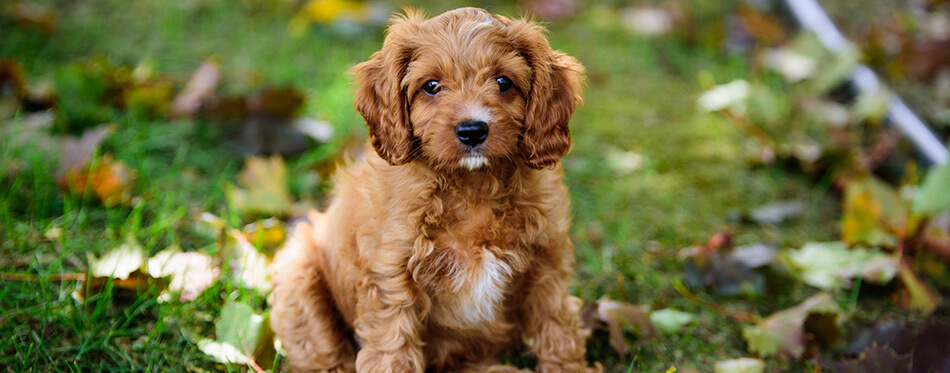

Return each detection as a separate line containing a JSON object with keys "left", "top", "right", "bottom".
{"left": 784, "top": 0, "right": 949, "bottom": 165}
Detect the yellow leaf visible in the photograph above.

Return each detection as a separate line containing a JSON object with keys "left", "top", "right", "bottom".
{"left": 226, "top": 155, "right": 293, "bottom": 219}
{"left": 894, "top": 262, "right": 941, "bottom": 314}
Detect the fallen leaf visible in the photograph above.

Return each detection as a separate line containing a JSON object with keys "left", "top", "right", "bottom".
{"left": 604, "top": 147, "right": 644, "bottom": 175}
{"left": 620, "top": 6, "right": 674, "bottom": 36}
{"left": 649, "top": 309, "right": 695, "bottom": 335}
{"left": 762, "top": 48, "right": 817, "bottom": 83}
{"left": 200, "top": 212, "right": 272, "bottom": 292}
{"left": 746, "top": 200, "right": 804, "bottom": 225}
{"left": 88, "top": 236, "right": 146, "bottom": 280}
{"left": 912, "top": 161, "right": 950, "bottom": 216}
{"left": 735, "top": 6, "right": 785, "bottom": 46}
{"left": 198, "top": 301, "right": 275, "bottom": 368}
{"left": 683, "top": 232, "right": 765, "bottom": 297}
{"left": 684, "top": 250, "right": 765, "bottom": 297}
{"left": 731, "top": 244, "right": 777, "bottom": 269}
{"left": 73, "top": 236, "right": 167, "bottom": 302}
{"left": 841, "top": 176, "right": 904, "bottom": 248}
{"left": 581, "top": 298, "right": 654, "bottom": 357}
{"left": 818, "top": 345, "right": 913, "bottom": 373}
{"left": 241, "top": 218, "right": 286, "bottom": 254}
{"left": 892, "top": 262, "right": 941, "bottom": 314}
{"left": 291, "top": 117, "right": 334, "bottom": 143}
{"left": 909, "top": 321, "right": 950, "bottom": 373}
{"left": 786, "top": 241, "right": 898, "bottom": 291}
{"left": 844, "top": 321, "right": 913, "bottom": 357}
{"left": 0, "top": 59, "right": 26, "bottom": 119}
{"left": 170, "top": 59, "right": 220, "bottom": 119}
{"left": 520, "top": 0, "right": 579, "bottom": 21}
{"left": 56, "top": 123, "right": 114, "bottom": 179}
{"left": 197, "top": 339, "right": 249, "bottom": 365}
{"left": 714, "top": 358, "right": 765, "bottom": 373}
{"left": 698, "top": 80, "right": 751, "bottom": 112}
{"left": 7, "top": 1, "right": 56, "bottom": 34}
{"left": 228, "top": 228, "right": 272, "bottom": 292}
{"left": 145, "top": 245, "right": 220, "bottom": 302}
{"left": 742, "top": 293, "right": 844, "bottom": 358}
{"left": 59, "top": 152, "right": 137, "bottom": 206}
{"left": 226, "top": 155, "right": 294, "bottom": 219}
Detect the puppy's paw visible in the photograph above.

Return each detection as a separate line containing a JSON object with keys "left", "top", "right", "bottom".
{"left": 355, "top": 347, "right": 424, "bottom": 373}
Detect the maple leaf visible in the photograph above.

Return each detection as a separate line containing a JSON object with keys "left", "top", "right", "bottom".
{"left": 840, "top": 176, "right": 903, "bottom": 248}
{"left": 225, "top": 155, "right": 294, "bottom": 220}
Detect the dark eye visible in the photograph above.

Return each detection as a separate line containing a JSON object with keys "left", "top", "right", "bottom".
{"left": 496, "top": 76, "right": 513, "bottom": 93}
{"left": 422, "top": 80, "right": 441, "bottom": 96}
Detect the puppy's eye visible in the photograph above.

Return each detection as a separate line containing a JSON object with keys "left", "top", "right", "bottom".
{"left": 422, "top": 80, "right": 441, "bottom": 96}
{"left": 496, "top": 76, "right": 513, "bottom": 93}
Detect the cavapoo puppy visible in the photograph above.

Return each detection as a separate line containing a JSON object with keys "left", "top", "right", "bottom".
{"left": 269, "top": 7, "right": 597, "bottom": 372}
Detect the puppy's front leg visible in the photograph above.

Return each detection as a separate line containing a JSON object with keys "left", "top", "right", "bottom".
{"left": 354, "top": 255, "right": 426, "bottom": 373}
{"left": 521, "top": 248, "right": 598, "bottom": 373}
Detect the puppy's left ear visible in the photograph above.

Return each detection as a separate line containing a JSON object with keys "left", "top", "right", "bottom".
{"left": 507, "top": 21, "right": 585, "bottom": 169}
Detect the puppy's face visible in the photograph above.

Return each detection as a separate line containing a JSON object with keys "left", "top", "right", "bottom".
{"left": 353, "top": 8, "right": 584, "bottom": 171}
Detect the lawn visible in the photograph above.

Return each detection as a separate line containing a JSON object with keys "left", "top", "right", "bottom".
{"left": 2, "top": 0, "right": 949, "bottom": 371}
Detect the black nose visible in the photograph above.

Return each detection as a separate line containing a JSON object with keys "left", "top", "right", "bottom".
{"left": 455, "top": 120, "right": 488, "bottom": 146}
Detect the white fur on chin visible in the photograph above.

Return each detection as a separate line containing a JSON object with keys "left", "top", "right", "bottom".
{"left": 459, "top": 155, "right": 489, "bottom": 170}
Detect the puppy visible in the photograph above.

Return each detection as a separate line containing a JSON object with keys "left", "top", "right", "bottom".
{"left": 269, "top": 7, "right": 594, "bottom": 372}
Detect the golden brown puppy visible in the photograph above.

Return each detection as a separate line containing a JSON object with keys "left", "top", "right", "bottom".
{"left": 269, "top": 7, "right": 595, "bottom": 372}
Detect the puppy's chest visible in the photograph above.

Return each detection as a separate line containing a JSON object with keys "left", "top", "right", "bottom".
{"left": 419, "top": 202, "right": 529, "bottom": 327}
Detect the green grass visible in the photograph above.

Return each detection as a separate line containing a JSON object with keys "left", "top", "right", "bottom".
{"left": 1, "top": 0, "right": 846, "bottom": 371}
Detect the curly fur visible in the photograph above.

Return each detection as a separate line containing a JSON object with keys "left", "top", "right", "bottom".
{"left": 269, "top": 7, "right": 596, "bottom": 372}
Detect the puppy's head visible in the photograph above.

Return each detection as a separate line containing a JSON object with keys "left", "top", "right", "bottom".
{"left": 353, "top": 8, "right": 584, "bottom": 170}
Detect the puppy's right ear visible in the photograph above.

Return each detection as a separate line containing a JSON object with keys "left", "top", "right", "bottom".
{"left": 352, "top": 13, "right": 422, "bottom": 166}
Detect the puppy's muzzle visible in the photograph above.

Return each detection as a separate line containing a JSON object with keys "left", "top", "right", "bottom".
{"left": 455, "top": 120, "right": 488, "bottom": 147}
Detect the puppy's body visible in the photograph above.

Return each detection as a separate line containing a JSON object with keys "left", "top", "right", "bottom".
{"left": 270, "top": 8, "right": 594, "bottom": 372}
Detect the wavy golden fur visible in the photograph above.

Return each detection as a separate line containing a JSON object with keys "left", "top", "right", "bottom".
{"left": 269, "top": 7, "right": 596, "bottom": 372}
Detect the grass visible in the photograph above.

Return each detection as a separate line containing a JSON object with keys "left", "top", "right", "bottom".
{"left": 1, "top": 0, "right": 850, "bottom": 371}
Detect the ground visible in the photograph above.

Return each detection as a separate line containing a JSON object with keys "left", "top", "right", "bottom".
{"left": 2, "top": 0, "right": 947, "bottom": 371}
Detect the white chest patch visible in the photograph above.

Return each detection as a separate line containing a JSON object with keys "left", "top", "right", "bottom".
{"left": 452, "top": 250, "right": 513, "bottom": 325}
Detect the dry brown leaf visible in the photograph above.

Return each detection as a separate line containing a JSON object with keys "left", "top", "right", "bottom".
{"left": 581, "top": 298, "right": 654, "bottom": 357}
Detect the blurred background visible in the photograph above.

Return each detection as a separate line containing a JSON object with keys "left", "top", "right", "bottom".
{"left": 3, "top": 0, "right": 950, "bottom": 371}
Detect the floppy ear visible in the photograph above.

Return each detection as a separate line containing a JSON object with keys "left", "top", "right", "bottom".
{"left": 352, "top": 14, "right": 422, "bottom": 165}
{"left": 506, "top": 20, "right": 585, "bottom": 169}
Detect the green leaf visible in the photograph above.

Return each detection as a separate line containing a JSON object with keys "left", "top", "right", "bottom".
{"left": 786, "top": 241, "right": 898, "bottom": 290}
{"left": 649, "top": 309, "right": 695, "bottom": 335}
{"left": 714, "top": 358, "right": 765, "bottom": 373}
{"left": 912, "top": 161, "right": 950, "bottom": 216}
{"left": 205, "top": 301, "right": 276, "bottom": 367}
